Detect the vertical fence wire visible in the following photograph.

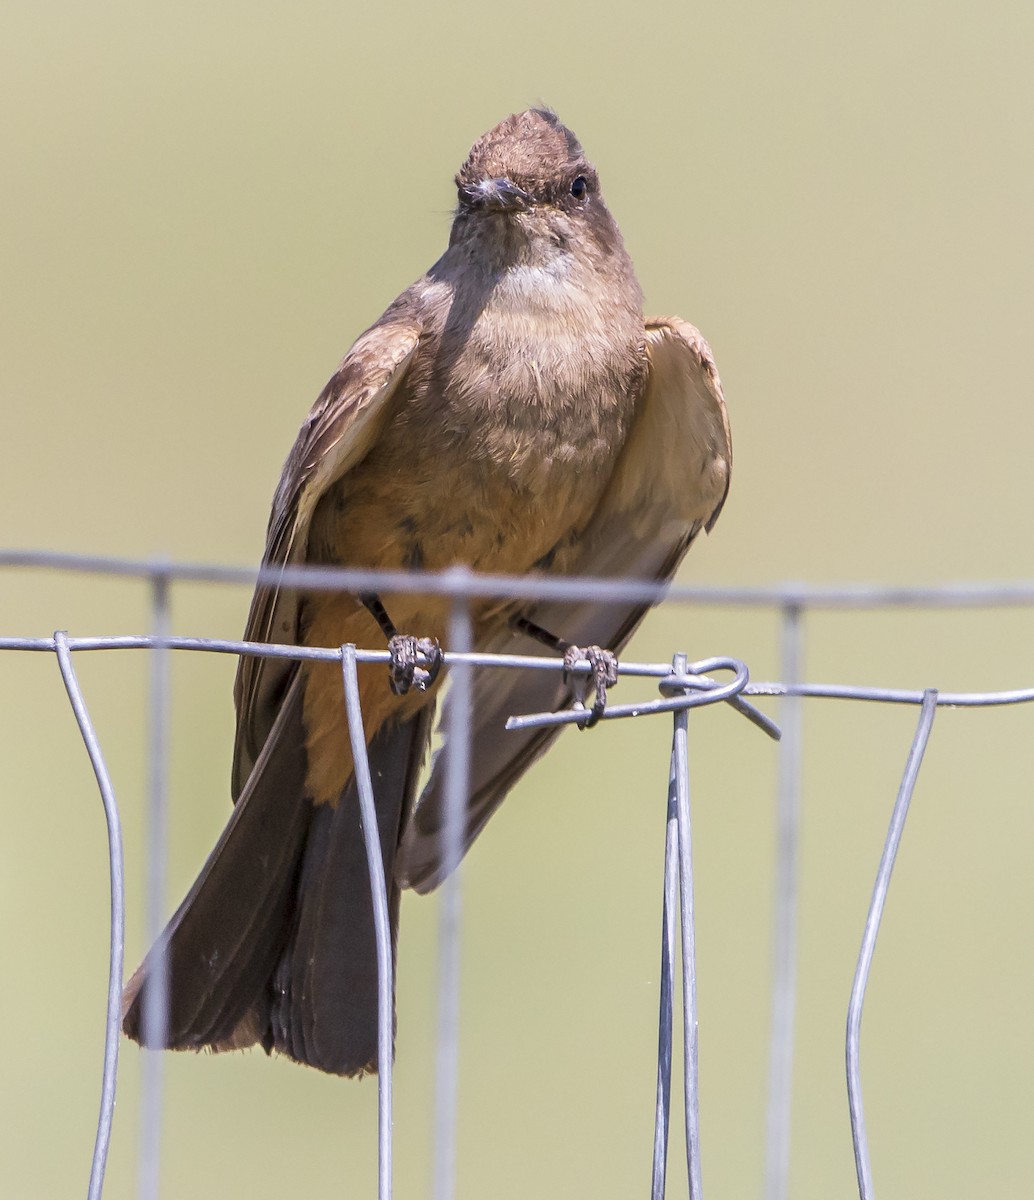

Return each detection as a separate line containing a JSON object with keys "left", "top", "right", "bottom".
{"left": 340, "top": 644, "right": 397, "bottom": 1200}
{"left": 672, "top": 654, "right": 703, "bottom": 1199}
{"left": 53, "top": 632, "right": 125, "bottom": 1200}
{"left": 139, "top": 571, "right": 170, "bottom": 1200}
{"left": 651, "top": 652, "right": 705, "bottom": 1199}
{"left": 846, "top": 689, "right": 938, "bottom": 1200}
{"left": 433, "top": 593, "right": 474, "bottom": 1200}
{"left": 652, "top": 771, "right": 679, "bottom": 1199}
{"left": 764, "top": 603, "right": 803, "bottom": 1200}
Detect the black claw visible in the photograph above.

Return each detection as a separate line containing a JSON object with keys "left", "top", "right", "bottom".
{"left": 388, "top": 634, "right": 443, "bottom": 695}
{"left": 563, "top": 644, "right": 619, "bottom": 728}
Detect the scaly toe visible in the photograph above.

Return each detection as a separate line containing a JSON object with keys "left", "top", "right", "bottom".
{"left": 388, "top": 634, "right": 442, "bottom": 694}
{"left": 562, "top": 644, "right": 619, "bottom": 728}
{"left": 388, "top": 634, "right": 419, "bottom": 695}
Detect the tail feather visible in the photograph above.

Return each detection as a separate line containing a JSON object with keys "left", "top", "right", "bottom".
{"left": 122, "top": 672, "right": 311, "bottom": 1048}
{"left": 270, "top": 789, "right": 399, "bottom": 1072}
{"left": 122, "top": 672, "right": 433, "bottom": 1076}
{"left": 271, "top": 704, "right": 432, "bottom": 1074}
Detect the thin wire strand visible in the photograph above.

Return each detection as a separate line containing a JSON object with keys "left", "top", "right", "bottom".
{"left": 673, "top": 653, "right": 703, "bottom": 1198}
{"left": 651, "top": 753, "right": 679, "bottom": 1199}
{"left": 846, "top": 690, "right": 939, "bottom": 1200}
{"left": 340, "top": 645, "right": 396, "bottom": 1200}
{"left": 139, "top": 571, "right": 170, "bottom": 1200}
{"left": 0, "top": 633, "right": 674, "bottom": 672}
{"left": 3, "top": 629, "right": 1032, "bottom": 708}
{"left": 53, "top": 632, "right": 125, "bottom": 1200}
{"left": 508, "top": 657, "right": 778, "bottom": 736}
{"left": 764, "top": 604, "right": 803, "bottom": 1200}
{"left": 745, "top": 682, "right": 1034, "bottom": 707}
{"left": 433, "top": 595, "right": 474, "bottom": 1200}
{"left": 6, "top": 548, "right": 1034, "bottom": 609}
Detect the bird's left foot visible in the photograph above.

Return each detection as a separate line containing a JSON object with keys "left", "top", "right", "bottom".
{"left": 388, "top": 634, "right": 443, "bottom": 695}
{"left": 563, "top": 644, "right": 619, "bottom": 728}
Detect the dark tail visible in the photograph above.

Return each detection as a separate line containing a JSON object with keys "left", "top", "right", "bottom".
{"left": 122, "top": 672, "right": 430, "bottom": 1076}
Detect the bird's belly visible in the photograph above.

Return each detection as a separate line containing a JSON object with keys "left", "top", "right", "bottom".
{"left": 339, "top": 463, "right": 588, "bottom": 575}
{"left": 299, "top": 422, "right": 610, "bottom": 805}
{"left": 310, "top": 393, "right": 627, "bottom": 579}
{"left": 299, "top": 348, "right": 640, "bottom": 804}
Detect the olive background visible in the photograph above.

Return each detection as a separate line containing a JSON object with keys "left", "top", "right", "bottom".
{"left": 3, "top": 2, "right": 1033, "bottom": 1197}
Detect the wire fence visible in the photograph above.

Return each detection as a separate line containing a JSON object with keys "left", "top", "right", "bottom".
{"left": 5, "top": 550, "right": 1034, "bottom": 1200}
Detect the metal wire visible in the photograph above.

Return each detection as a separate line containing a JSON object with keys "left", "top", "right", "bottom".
{"left": 6, "top": 553, "right": 1034, "bottom": 1198}
{"left": 6, "top": 548, "right": 1034, "bottom": 608}
{"left": 138, "top": 571, "right": 170, "bottom": 1200}
{"left": 511, "top": 656, "right": 779, "bottom": 738}
{"left": 745, "top": 681, "right": 1034, "bottom": 707}
{"left": 764, "top": 604, "right": 803, "bottom": 1200}
{"left": 433, "top": 596, "right": 474, "bottom": 1200}
{"left": 652, "top": 762, "right": 678, "bottom": 1199}
{"left": 672, "top": 654, "right": 703, "bottom": 1197}
{"left": 52, "top": 632, "right": 125, "bottom": 1200}
{"left": 650, "top": 651, "right": 725, "bottom": 1198}
{"left": 846, "top": 689, "right": 938, "bottom": 1200}
{"left": 340, "top": 645, "right": 398, "bottom": 1200}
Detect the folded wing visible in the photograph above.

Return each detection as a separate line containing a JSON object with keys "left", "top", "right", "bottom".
{"left": 231, "top": 320, "right": 422, "bottom": 798}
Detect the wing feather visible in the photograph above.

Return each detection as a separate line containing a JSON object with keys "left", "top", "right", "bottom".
{"left": 231, "top": 320, "right": 422, "bottom": 799}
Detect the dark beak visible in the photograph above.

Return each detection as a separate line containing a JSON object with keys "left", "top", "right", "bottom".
{"left": 461, "top": 176, "right": 532, "bottom": 213}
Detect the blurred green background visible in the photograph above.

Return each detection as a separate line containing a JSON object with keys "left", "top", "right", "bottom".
{"left": 3, "top": 1, "right": 1033, "bottom": 1196}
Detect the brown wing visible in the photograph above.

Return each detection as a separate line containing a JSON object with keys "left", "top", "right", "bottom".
{"left": 230, "top": 319, "right": 423, "bottom": 799}
{"left": 396, "top": 317, "right": 732, "bottom": 892}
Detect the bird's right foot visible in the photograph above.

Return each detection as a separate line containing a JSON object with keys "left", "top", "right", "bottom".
{"left": 388, "top": 634, "right": 443, "bottom": 695}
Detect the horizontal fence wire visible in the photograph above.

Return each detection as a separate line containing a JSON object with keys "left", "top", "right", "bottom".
{"left": 5, "top": 550, "right": 1034, "bottom": 1200}
{"left": 6, "top": 547, "right": 1034, "bottom": 607}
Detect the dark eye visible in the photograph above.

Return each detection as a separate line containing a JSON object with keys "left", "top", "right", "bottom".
{"left": 570, "top": 175, "right": 588, "bottom": 199}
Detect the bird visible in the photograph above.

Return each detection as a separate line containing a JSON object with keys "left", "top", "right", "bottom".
{"left": 121, "top": 108, "right": 732, "bottom": 1076}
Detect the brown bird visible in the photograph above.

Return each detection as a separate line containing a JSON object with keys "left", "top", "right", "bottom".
{"left": 122, "top": 108, "right": 731, "bottom": 1076}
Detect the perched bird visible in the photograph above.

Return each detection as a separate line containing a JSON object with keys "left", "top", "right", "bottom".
{"left": 122, "top": 108, "right": 731, "bottom": 1076}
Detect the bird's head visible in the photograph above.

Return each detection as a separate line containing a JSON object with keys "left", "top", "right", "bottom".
{"left": 449, "top": 109, "right": 623, "bottom": 269}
